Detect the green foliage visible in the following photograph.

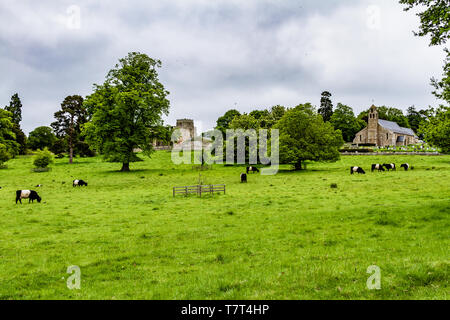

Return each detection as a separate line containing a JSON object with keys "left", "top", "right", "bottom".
{"left": 419, "top": 106, "right": 450, "bottom": 153}
{"left": 33, "top": 148, "right": 55, "bottom": 168}
{"left": 0, "top": 143, "right": 11, "bottom": 165}
{"left": 431, "top": 49, "right": 450, "bottom": 103}
{"left": 400, "top": 0, "right": 449, "bottom": 103}
{"left": 51, "top": 95, "right": 90, "bottom": 163}
{"left": 330, "top": 103, "right": 366, "bottom": 142}
{"left": 28, "top": 126, "right": 56, "bottom": 151}
{"left": 83, "top": 52, "right": 170, "bottom": 171}
{"left": 318, "top": 91, "right": 333, "bottom": 122}
{"left": 0, "top": 109, "right": 19, "bottom": 157}
{"left": 399, "top": 0, "right": 449, "bottom": 46}
{"left": 216, "top": 109, "right": 241, "bottom": 133}
{"left": 4, "top": 93, "right": 22, "bottom": 125}
{"left": 274, "top": 103, "right": 344, "bottom": 170}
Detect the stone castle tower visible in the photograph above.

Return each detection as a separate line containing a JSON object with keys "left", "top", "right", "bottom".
{"left": 367, "top": 105, "right": 378, "bottom": 145}
{"left": 176, "top": 119, "right": 196, "bottom": 143}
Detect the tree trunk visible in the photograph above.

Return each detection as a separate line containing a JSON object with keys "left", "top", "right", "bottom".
{"left": 69, "top": 146, "right": 73, "bottom": 164}
{"left": 121, "top": 163, "right": 130, "bottom": 172}
{"left": 294, "top": 160, "right": 302, "bottom": 171}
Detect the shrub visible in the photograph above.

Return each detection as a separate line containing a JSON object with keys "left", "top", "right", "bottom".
{"left": 33, "top": 148, "right": 54, "bottom": 168}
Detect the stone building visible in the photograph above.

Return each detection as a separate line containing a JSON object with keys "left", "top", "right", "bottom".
{"left": 353, "top": 106, "right": 419, "bottom": 147}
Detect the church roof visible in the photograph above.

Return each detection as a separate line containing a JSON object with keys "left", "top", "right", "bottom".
{"left": 378, "top": 119, "right": 416, "bottom": 136}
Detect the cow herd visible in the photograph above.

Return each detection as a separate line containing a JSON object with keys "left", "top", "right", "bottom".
{"left": 351, "top": 163, "right": 413, "bottom": 175}
{"left": 15, "top": 179, "right": 88, "bottom": 204}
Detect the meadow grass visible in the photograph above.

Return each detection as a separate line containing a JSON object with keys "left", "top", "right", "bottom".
{"left": 0, "top": 152, "right": 448, "bottom": 299}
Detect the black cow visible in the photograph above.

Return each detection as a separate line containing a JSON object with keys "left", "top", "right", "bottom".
{"left": 73, "top": 179, "right": 88, "bottom": 187}
{"left": 371, "top": 164, "right": 385, "bottom": 172}
{"left": 383, "top": 163, "right": 396, "bottom": 171}
{"left": 350, "top": 166, "right": 366, "bottom": 175}
{"left": 400, "top": 163, "right": 412, "bottom": 171}
{"left": 240, "top": 173, "right": 247, "bottom": 183}
{"left": 246, "top": 166, "right": 260, "bottom": 174}
{"left": 16, "top": 190, "right": 41, "bottom": 204}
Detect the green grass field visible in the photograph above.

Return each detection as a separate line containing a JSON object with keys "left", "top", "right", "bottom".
{"left": 0, "top": 152, "right": 448, "bottom": 299}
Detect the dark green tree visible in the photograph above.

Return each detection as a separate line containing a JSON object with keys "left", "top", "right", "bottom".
{"left": 419, "top": 106, "right": 450, "bottom": 153}
{"left": 4, "top": 93, "right": 22, "bottom": 125}
{"left": 274, "top": 103, "right": 344, "bottom": 170}
{"left": 83, "top": 52, "right": 170, "bottom": 172}
{"left": 28, "top": 126, "right": 57, "bottom": 150}
{"left": 318, "top": 91, "right": 334, "bottom": 122}
{"left": 51, "top": 95, "right": 90, "bottom": 164}
{"left": 330, "top": 103, "right": 366, "bottom": 142}
{"left": 216, "top": 109, "right": 241, "bottom": 134}
{"left": 4, "top": 93, "right": 27, "bottom": 154}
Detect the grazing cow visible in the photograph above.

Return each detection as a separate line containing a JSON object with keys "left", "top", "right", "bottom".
{"left": 350, "top": 166, "right": 366, "bottom": 175}
{"left": 35, "top": 184, "right": 43, "bottom": 187}
{"left": 383, "top": 163, "right": 396, "bottom": 171}
{"left": 240, "top": 173, "right": 247, "bottom": 183}
{"left": 400, "top": 163, "right": 411, "bottom": 171}
{"left": 246, "top": 166, "right": 260, "bottom": 174}
{"left": 16, "top": 190, "right": 41, "bottom": 204}
{"left": 371, "top": 164, "right": 385, "bottom": 172}
{"left": 73, "top": 179, "right": 88, "bottom": 187}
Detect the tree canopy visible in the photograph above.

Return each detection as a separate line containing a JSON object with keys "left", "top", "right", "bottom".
{"left": 274, "top": 103, "right": 344, "bottom": 170}
{"left": 216, "top": 109, "right": 241, "bottom": 133}
{"left": 330, "top": 103, "right": 366, "bottom": 142}
{"left": 83, "top": 52, "right": 170, "bottom": 171}
{"left": 400, "top": 0, "right": 450, "bottom": 103}
{"left": 28, "top": 126, "right": 57, "bottom": 151}
{"left": 51, "top": 95, "right": 90, "bottom": 163}
{"left": 419, "top": 106, "right": 450, "bottom": 153}
{"left": 318, "top": 91, "right": 334, "bottom": 122}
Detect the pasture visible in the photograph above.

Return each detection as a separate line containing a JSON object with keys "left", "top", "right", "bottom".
{"left": 0, "top": 152, "right": 448, "bottom": 299}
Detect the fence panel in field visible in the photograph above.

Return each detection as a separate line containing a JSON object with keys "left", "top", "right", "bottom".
{"left": 173, "top": 185, "right": 226, "bottom": 197}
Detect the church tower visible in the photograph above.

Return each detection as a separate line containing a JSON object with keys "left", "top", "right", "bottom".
{"left": 367, "top": 105, "right": 378, "bottom": 145}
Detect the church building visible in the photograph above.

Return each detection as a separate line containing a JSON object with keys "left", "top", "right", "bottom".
{"left": 353, "top": 105, "right": 419, "bottom": 147}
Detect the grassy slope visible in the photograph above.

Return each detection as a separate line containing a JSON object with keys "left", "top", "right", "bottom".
{"left": 0, "top": 152, "right": 448, "bottom": 300}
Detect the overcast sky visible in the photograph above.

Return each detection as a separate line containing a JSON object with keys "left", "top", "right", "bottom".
{"left": 0, "top": 0, "right": 446, "bottom": 134}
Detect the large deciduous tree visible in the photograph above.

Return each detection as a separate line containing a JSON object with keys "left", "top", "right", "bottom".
{"left": 28, "top": 126, "right": 57, "bottom": 151}
{"left": 400, "top": 0, "right": 450, "bottom": 103}
{"left": 318, "top": 91, "right": 334, "bottom": 122}
{"left": 83, "top": 52, "right": 170, "bottom": 172}
{"left": 51, "top": 95, "right": 89, "bottom": 164}
{"left": 330, "top": 103, "right": 366, "bottom": 142}
{"left": 216, "top": 109, "right": 241, "bottom": 134}
{"left": 419, "top": 106, "right": 450, "bottom": 153}
{"left": 274, "top": 103, "right": 344, "bottom": 170}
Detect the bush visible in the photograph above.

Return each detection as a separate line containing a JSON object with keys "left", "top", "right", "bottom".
{"left": 33, "top": 148, "right": 54, "bottom": 168}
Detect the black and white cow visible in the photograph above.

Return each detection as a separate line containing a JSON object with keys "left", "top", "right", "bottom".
{"left": 371, "top": 164, "right": 385, "bottom": 172}
{"left": 350, "top": 166, "right": 366, "bottom": 175}
{"left": 73, "top": 179, "right": 88, "bottom": 187}
{"left": 16, "top": 190, "right": 41, "bottom": 204}
{"left": 246, "top": 166, "right": 260, "bottom": 174}
{"left": 383, "top": 163, "right": 396, "bottom": 171}
{"left": 400, "top": 163, "right": 412, "bottom": 171}
{"left": 240, "top": 173, "right": 247, "bottom": 183}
